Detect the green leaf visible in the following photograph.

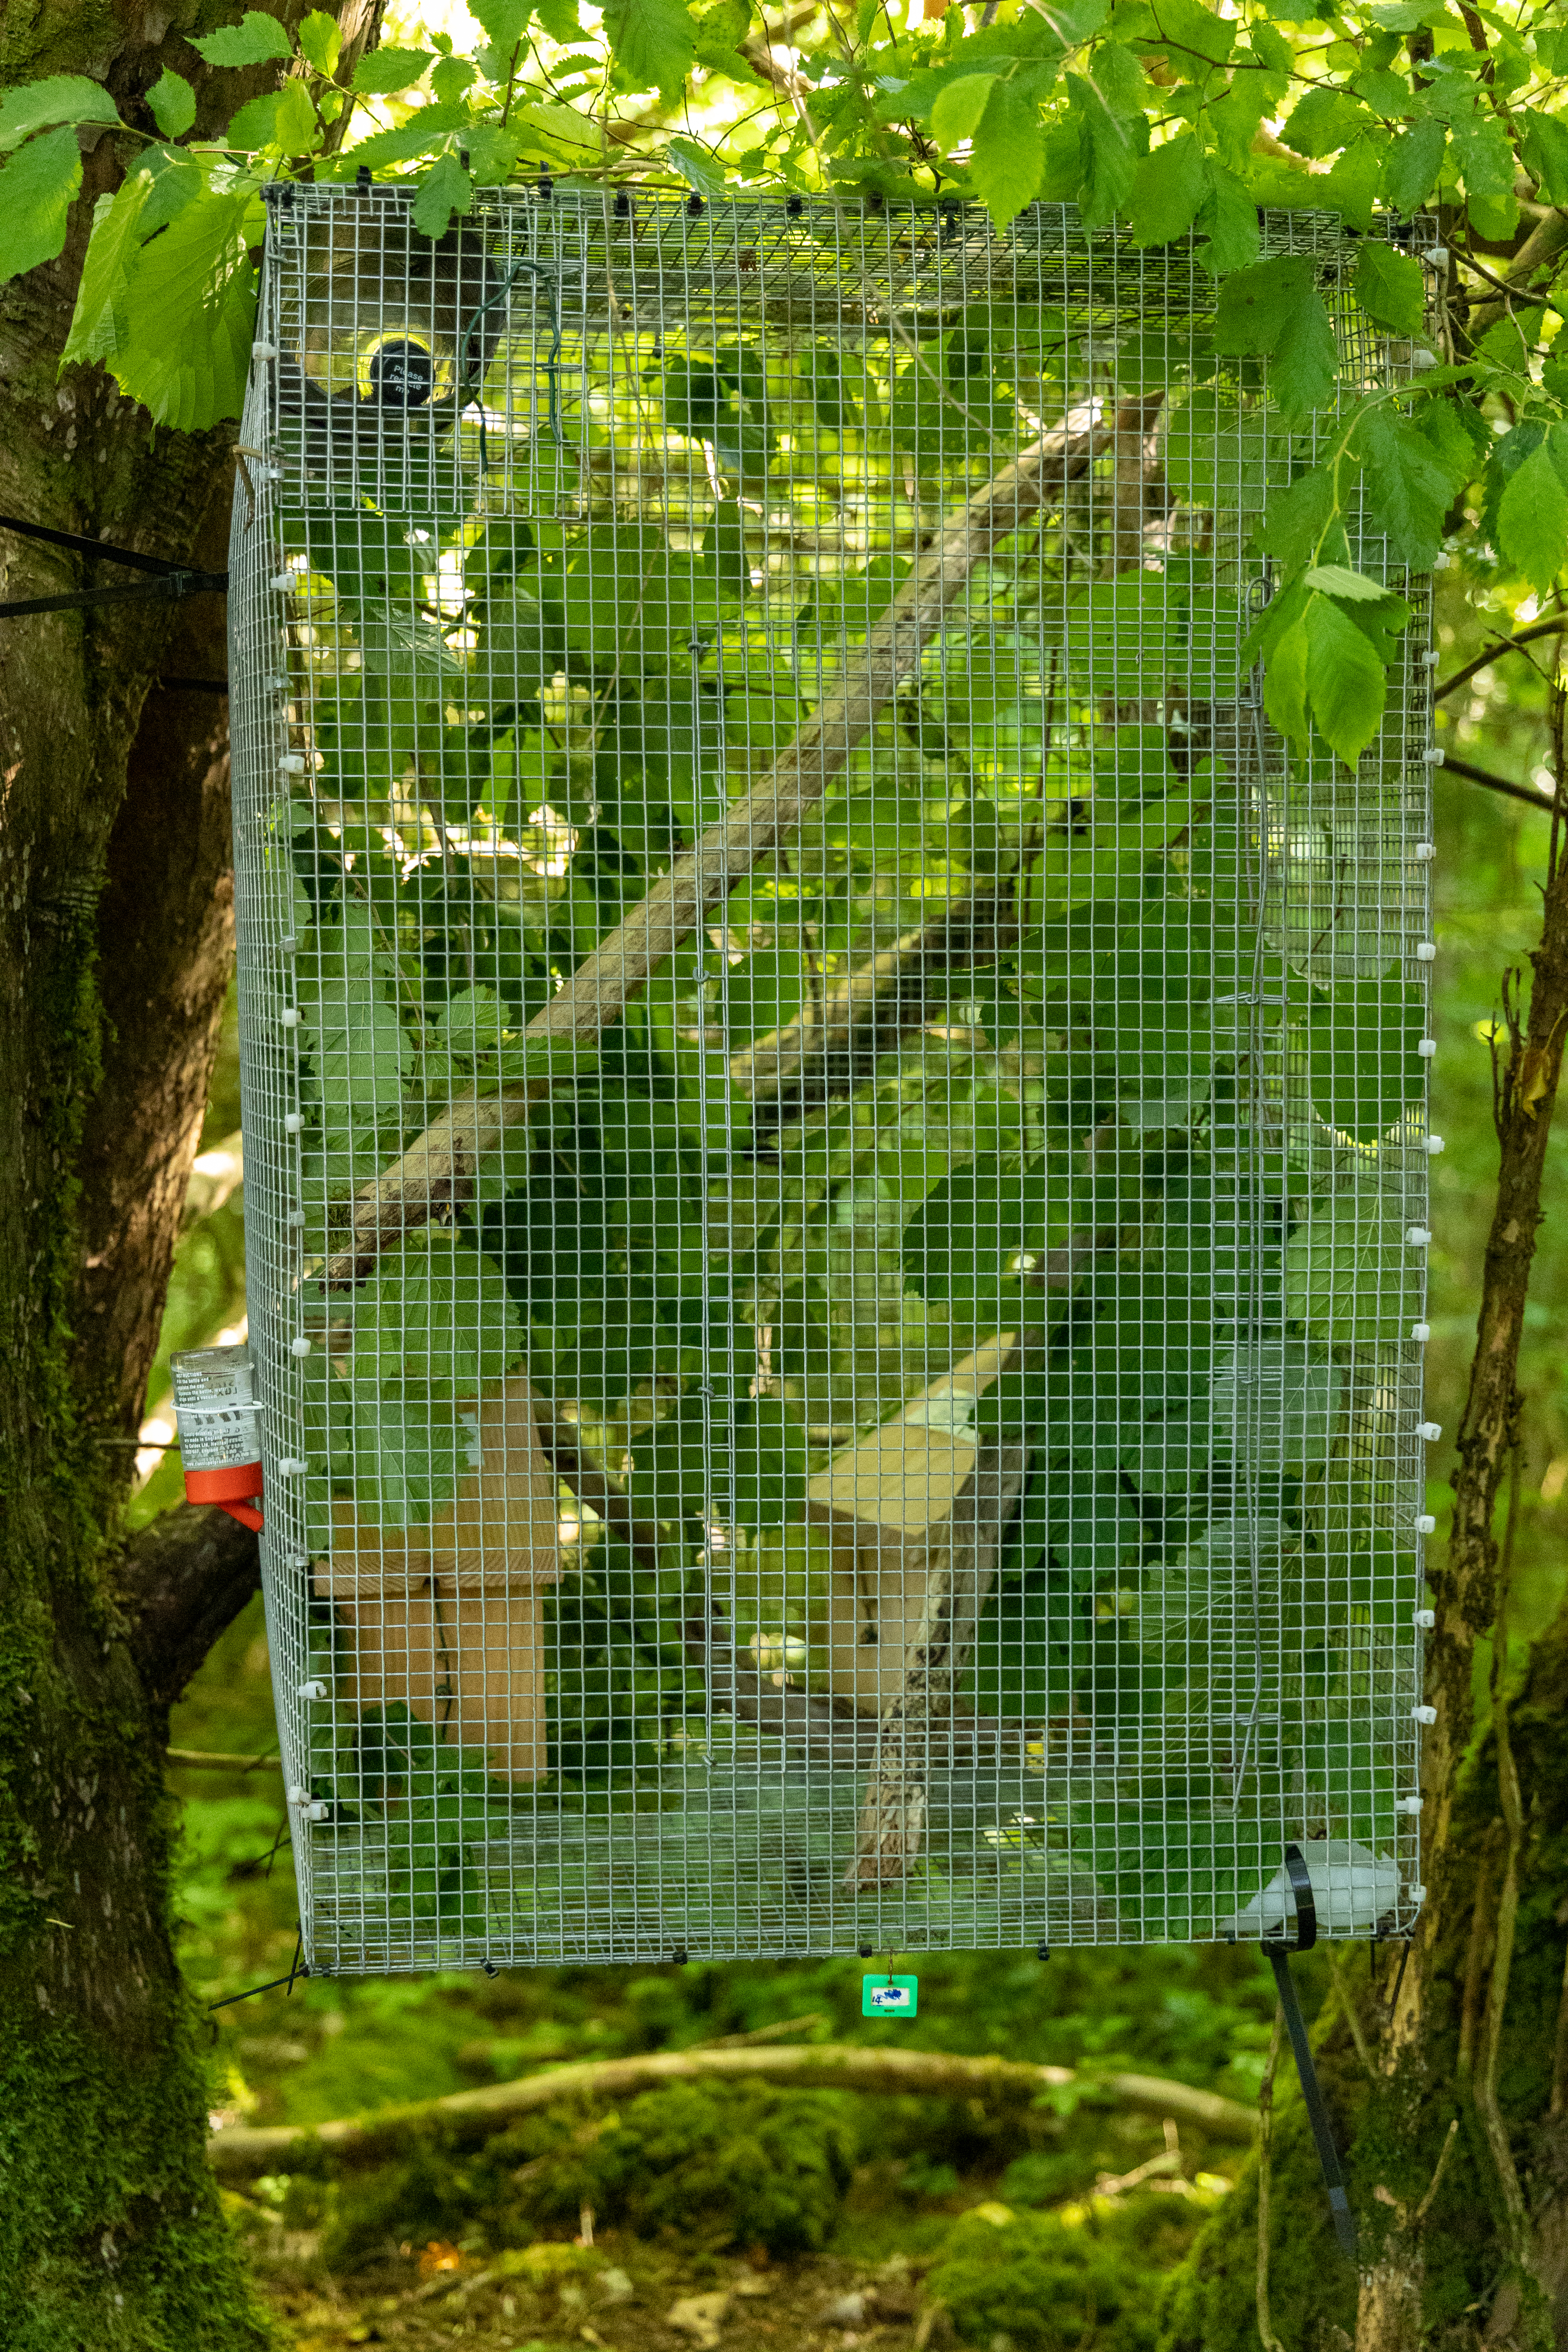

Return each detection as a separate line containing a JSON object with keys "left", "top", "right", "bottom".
{"left": 146, "top": 69, "right": 197, "bottom": 139}
{"left": 514, "top": 100, "right": 601, "bottom": 150}
{"left": 1068, "top": 72, "right": 1138, "bottom": 228}
{"left": 1193, "top": 165, "right": 1259, "bottom": 275}
{"left": 0, "top": 73, "right": 122, "bottom": 152}
{"left": 1450, "top": 109, "right": 1516, "bottom": 237}
{"left": 1496, "top": 441, "right": 1568, "bottom": 600}
{"left": 668, "top": 135, "right": 732, "bottom": 199}
{"left": 190, "top": 10, "right": 293, "bottom": 66}
{"left": 1256, "top": 466, "right": 1334, "bottom": 571}
{"left": 1322, "top": 134, "right": 1380, "bottom": 233}
{"left": 431, "top": 54, "right": 477, "bottom": 102}
{"left": 296, "top": 11, "right": 343, "bottom": 74}
{"left": 1214, "top": 256, "right": 1335, "bottom": 420}
{"left": 1263, "top": 613, "right": 1309, "bottom": 743}
{"left": 107, "top": 186, "right": 257, "bottom": 430}
{"left": 1302, "top": 972, "right": 1426, "bottom": 1142}
{"left": 351, "top": 45, "right": 435, "bottom": 92}
{"left": 470, "top": 0, "right": 536, "bottom": 48}
{"left": 1353, "top": 242, "right": 1425, "bottom": 336}
{"left": 336, "top": 102, "right": 469, "bottom": 171}
{"left": 603, "top": 0, "right": 697, "bottom": 97}
{"left": 968, "top": 77, "right": 1045, "bottom": 229}
{"left": 465, "top": 122, "right": 524, "bottom": 181}
{"left": 0, "top": 127, "right": 83, "bottom": 287}
{"left": 1302, "top": 564, "right": 1390, "bottom": 602}
{"left": 61, "top": 166, "right": 156, "bottom": 363}
{"left": 412, "top": 150, "right": 473, "bottom": 239}
{"left": 1280, "top": 86, "right": 1371, "bottom": 158}
{"left": 1127, "top": 130, "right": 1208, "bottom": 247}
{"left": 1379, "top": 117, "right": 1444, "bottom": 213}
{"left": 227, "top": 77, "right": 317, "bottom": 152}
{"left": 1521, "top": 114, "right": 1568, "bottom": 206}
{"left": 1353, "top": 406, "right": 1462, "bottom": 570}
{"left": 1305, "top": 594, "right": 1386, "bottom": 766}
{"left": 931, "top": 72, "right": 995, "bottom": 153}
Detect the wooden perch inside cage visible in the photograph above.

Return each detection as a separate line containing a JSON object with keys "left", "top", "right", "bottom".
{"left": 811, "top": 1336, "right": 1020, "bottom": 1715}
{"left": 315, "top": 1374, "right": 562, "bottom": 1781}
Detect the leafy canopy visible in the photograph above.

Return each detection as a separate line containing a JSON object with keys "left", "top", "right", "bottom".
{"left": 4, "top": 0, "right": 1565, "bottom": 757}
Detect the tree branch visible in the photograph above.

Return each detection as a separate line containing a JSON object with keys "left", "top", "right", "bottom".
{"left": 730, "top": 881, "right": 1018, "bottom": 1115}
{"left": 321, "top": 415, "right": 1115, "bottom": 1287}
{"left": 116, "top": 1503, "right": 260, "bottom": 1711}
{"left": 206, "top": 2041, "right": 1256, "bottom": 2178}
{"left": 1396, "top": 658, "right": 1568, "bottom": 2062}
{"left": 1434, "top": 618, "right": 1566, "bottom": 707}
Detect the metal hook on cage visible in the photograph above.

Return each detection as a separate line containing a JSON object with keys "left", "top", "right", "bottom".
{"left": 1261, "top": 1844, "right": 1357, "bottom": 2261}
{"left": 459, "top": 256, "right": 566, "bottom": 474}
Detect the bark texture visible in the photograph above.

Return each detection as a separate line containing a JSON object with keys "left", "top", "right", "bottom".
{"left": 0, "top": 6, "right": 378, "bottom": 2346}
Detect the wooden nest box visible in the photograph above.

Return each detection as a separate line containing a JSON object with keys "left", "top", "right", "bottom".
{"left": 315, "top": 1374, "right": 562, "bottom": 1780}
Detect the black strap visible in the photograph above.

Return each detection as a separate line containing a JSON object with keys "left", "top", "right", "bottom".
{"left": 0, "top": 512, "right": 227, "bottom": 618}
{"left": 1263, "top": 1844, "right": 1357, "bottom": 2260}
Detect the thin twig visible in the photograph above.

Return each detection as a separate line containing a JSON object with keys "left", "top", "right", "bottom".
{"left": 1326, "top": 1947, "right": 1377, "bottom": 2082}
{"left": 1256, "top": 2005, "right": 1287, "bottom": 2352}
{"left": 1473, "top": 1442, "right": 1530, "bottom": 2233}
{"left": 1433, "top": 615, "right": 1567, "bottom": 705}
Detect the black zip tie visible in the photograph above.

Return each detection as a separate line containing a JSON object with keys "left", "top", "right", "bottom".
{"left": 0, "top": 513, "right": 227, "bottom": 618}
{"left": 285, "top": 1932, "right": 304, "bottom": 1995}
{"left": 1386, "top": 1934, "right": 1413, "bottom": 2021}
{"left": 208, "top": 1960, "right": 310, "bottom": 2013}
{"left": 1262, "top": 1843, "right": 1357, "bottom": 2261}
{"left": 459, "top": 258, "right": 564, "bottom": 472}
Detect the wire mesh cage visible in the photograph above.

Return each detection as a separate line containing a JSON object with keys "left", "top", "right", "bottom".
{"left": 227, "top": 187, "right": 1439, "bottom": 1973}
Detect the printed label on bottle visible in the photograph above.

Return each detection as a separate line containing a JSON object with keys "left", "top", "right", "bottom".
{"left": 170, "top": 1344, "right": 255, "bottom": 1411}
{"left": 175, "top": 1402, "right": 263, "bottom": 1472}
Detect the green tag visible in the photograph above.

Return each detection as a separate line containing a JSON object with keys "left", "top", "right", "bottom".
{"left": 862, "top": 1974, "right": 919, "bottom": 2018}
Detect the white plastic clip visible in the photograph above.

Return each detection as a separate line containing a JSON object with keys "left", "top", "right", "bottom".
{"left": 1415, "top": 941, "right": 1437, "bottom": 963}
{"left": 1412, "top": 1323, "right": 1431, "bottom": 1343}
{"left": 276, "top": 1455, "right": 309, "bottom": 1476}
{"left": 1424, "top": 1133, "right": 1445, "bottom": 1156}
{"left": 1406, "top": 1226, "right": 1431, "bottom": 1247}
{"left": 278, "top": 753, "right": 306, "bottom": 776}
{"left": 1418, "top": 1038, "right": 1437, "bottom": 1058}
{"left": 297, "top": 1680, "right": 328, "bottom": 1701}
{"left": 1418, "top": 1421, "right": 1442, "bottom": 1442}
{"left": 284, "top": 1112, "right": 303, "bottom": 1135}
{"left": 1415, "top": 1516, "right": 1436, "bottom": 1537}
{"left": 291, "top": 1335, "right": 313, "bottom": 1359}
{"left": 1413, "top": 842, "right": 1436, "bottom": 862}
{"left": 1424, "top": 749, "right": 1446, "bottom": 766}
{"left": 278, "top": 1007, "right": 299, "bottom": 1029}
{"left": 1412, "top": 1704, "right": 1437, "bottom": 1725}
{"left": 1414, "top": 1606, "right": 1436, "bottom": 1627}
{"left": 1396, "top": 1795, "right": 1423, "bottom": 1815}
{"left": 252, "top": 341, "right": 280, "bottom": 360}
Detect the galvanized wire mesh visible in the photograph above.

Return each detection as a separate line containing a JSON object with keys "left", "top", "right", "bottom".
{"left": 230, "top": 188, "right": 1438, "bottom": 1973}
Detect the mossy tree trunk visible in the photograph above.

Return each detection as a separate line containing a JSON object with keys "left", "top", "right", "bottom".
{"left": 0, "top": 5, "right": 380, "bottom": 2345}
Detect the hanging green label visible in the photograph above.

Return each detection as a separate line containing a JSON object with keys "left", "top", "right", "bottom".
{"left": 862, "top": 1974, "right": 919, "bottom": 2018}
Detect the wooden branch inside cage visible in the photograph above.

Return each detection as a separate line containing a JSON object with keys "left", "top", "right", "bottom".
{"left": 316, "top": 1374, "right": 563, "bottom": 1780}
{"left": 321, "top": 413, "right": 1120, "bottom": 1288}
{"left": 729, "top": 883, "right": 1020, "bottom": 1116}
{"left": 800, "top": 1338, "right": 1031, "bottom": 1886}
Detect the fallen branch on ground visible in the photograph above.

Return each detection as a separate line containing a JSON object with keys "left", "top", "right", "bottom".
{"left": 321, "top": 413, "right": 1117, "bottom": 1286}
{"left": 205, "top": 2041, "right": 1255, "bottom": 2177}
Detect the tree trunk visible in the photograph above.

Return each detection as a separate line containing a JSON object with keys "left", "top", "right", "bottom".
{"left": 0, "top": 6, "right": 380, "bottom": 2343}
{"left": 1158, "top": 680, "right": 1568, "bottom": 2352}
